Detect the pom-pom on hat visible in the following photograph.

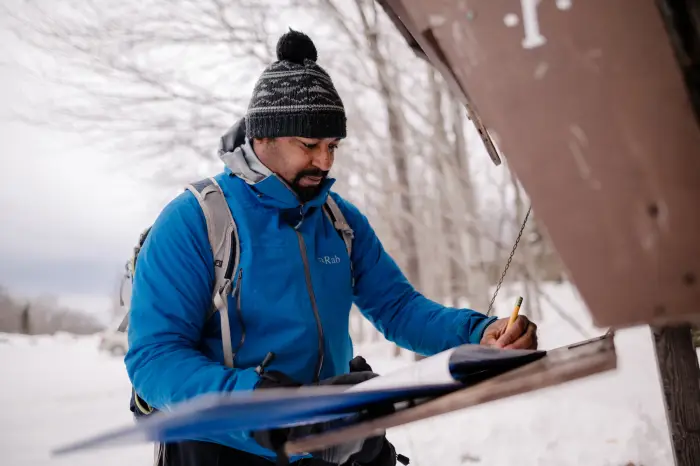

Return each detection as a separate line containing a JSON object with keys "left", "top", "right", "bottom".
{"left": 244, "top": 29, "right": 346, "bottom": 140}
{"left": 276, "top": 29, "right": 318, "bottom": 64}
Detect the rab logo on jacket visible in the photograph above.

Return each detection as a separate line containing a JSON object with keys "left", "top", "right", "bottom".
{"left": 318, "top": 255, "right": 341, "bottom": 265}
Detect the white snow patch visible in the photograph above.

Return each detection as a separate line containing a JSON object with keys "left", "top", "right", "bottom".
{"left": 0, "top": 334, "right": 151, "bottom": 466}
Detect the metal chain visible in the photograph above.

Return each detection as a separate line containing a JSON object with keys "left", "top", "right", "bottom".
{"left": 486, "top": 205, "right": 532, "bottom": 317}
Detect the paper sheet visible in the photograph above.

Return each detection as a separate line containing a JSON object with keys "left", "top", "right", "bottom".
{"left": 347, "top": 347, "right": 460, "bottom": 392}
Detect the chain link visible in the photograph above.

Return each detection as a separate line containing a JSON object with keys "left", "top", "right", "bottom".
{"left": 486, "top": 205, "right": 532, "bottom": 317}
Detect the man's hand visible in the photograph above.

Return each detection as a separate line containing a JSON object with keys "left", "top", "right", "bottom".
{"left": 480, "top": 315, "right": 538, "bottom": 350}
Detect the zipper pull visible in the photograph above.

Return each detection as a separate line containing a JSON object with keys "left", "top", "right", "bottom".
{"left": 255, "top": 352, "right": 276, "bottom": 375}
{"left": 293, "top": 208, "right": 305, "bottom": 230}
{"left": 296, "top": 205, "right": 305, "bottom": 229}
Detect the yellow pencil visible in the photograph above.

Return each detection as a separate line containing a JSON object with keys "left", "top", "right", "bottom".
{"left": 507, "top": 296, "right": 523, "bottom": 331}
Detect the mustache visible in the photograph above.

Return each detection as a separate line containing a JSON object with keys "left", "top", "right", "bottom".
{"left": 293, "top": 168, "right": 329, "bottom": 182}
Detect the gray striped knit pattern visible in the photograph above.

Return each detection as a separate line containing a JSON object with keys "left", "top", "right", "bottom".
{"left": 245, "top": 50, "right": 346, "bottom": 139}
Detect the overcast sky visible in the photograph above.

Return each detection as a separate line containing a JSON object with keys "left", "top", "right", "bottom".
{"left": 0, "top": 115, "right": 165, "bottom": 297}
{"left": 0, "top": 36, "right": 173, "bottom": 317}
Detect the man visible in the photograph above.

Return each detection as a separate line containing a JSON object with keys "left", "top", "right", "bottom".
{"left": 125, "top": 29, "right": 537, "bottom": 466}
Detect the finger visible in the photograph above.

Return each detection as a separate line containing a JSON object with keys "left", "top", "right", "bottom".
{"left": 527, "top": 327, "right": 538, "bottom": 350}
{"left": 480, "top": 322, "right": 505, "bottom": 347}
{"left": 505, "top": 322, "right": 538, "bottom": 350}
{"left": 496, "top": 315, "right": 529, "bottom": 347}
{"left": 512, "top": 322, "right": 537, "bottom": 349}
{"left": 481, "top": 335, "right": 501, "bottom": 347}
{"left": 480, "top": 329, "right": 500, "bottom": 346}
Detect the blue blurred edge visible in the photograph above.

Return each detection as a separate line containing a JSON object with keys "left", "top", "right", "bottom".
{"left": 52, "top": 345, "right": 545, "bottom": 455}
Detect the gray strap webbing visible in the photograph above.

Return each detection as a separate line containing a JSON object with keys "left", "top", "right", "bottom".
{"left": 213, "top": 284, "right": 234, "bottom": 368}
{"left": 117, "top": 314, "right": 129, "bottom": 333}
{"left": 186, "top": 177, "right": 239, "bottom": 369}
{"left": 324, "top": 196, "right": 354, "bottom": 259}
{"left": 116, "top": 228, "right": 150, "bottom": 333}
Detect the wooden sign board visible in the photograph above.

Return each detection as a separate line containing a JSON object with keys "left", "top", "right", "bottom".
{"left": 379, "top": 0, "right": 700, "bottom": 328}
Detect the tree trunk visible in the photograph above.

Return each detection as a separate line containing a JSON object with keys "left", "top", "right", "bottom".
{"left": 651, "top": 325, "right": 700, "bottom": 465}
{"left": 356, "top": 0, "right": 419, "bottom": 286}
{"left": 427, "top": 67, "right": 456, "bottom": 303}
{"left": 20, "top": 305, "right": 31, "bottom": 335}
{"left": 450, "top": 96, "right": 490, "bottom": 313}
{"left": 509, "top": 170, "right": 541, "bottom": 321}
{"left": 354, "top": 0, "right": 421, "bottom": 358}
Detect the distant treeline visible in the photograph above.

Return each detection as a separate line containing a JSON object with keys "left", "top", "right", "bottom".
{"left": 0, "top": 286, "right": 105, "bottom": 335}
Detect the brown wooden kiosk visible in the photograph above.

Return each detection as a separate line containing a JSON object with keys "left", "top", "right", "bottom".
{"left": 286, "top": 2, "right": 700, "bottom": 464}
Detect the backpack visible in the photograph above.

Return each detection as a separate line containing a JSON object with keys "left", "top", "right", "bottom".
{"left": 117, "top": 177, "right": 354, "bottom": 416}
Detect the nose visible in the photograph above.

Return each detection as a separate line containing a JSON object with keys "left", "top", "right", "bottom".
{"left": 313, "top": 148, "right": 333, "bottom": 171}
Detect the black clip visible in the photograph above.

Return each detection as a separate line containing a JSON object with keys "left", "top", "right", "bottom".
{"left": 256, "top": 352, "right": 276, "bottom": 375}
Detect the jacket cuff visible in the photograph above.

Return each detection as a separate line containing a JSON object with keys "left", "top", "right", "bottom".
{"left": 468, "top": 315, "right": 499, "bottom": 344}
{"left": 235, "top": 367, "right": 262, "bottom": 391}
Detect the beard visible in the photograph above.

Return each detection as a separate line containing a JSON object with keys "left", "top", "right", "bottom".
{"left": 291, "top": 168, "right": 329, "bottom": 203}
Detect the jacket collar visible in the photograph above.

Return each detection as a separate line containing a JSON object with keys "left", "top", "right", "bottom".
{"left": 218, "top": 118, "right": 335, "bottom": 212}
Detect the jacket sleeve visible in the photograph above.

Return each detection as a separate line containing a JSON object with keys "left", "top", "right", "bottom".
{"left": 124, "top": 191, "right": 260, "bottom": 411}
{"left": 334, "top": 195, "right": 497, "bottom": 357}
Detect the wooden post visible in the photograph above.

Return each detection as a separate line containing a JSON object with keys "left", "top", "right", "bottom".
{"left": 651, "top": 325, "right": 700, "bottom": 465}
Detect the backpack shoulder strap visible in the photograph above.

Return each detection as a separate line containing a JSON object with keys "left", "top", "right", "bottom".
{"left": 323, "top": 195, "right": 355, "bottom": 285}
{"left": 185, "top": 177, "right": 239, "bottom": 369}
{"left": 124, "top": 177, "right": 240, "bottom": 417}
{"left": 323, "top": 195, "right": 354, "bottom": 258}
{"left": 116, "top": 226, "right": 152, "bottom": 332}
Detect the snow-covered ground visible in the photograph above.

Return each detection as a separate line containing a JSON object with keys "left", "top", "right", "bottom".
{"left": 1, "top": 282, "right": 694, "bottom": 466}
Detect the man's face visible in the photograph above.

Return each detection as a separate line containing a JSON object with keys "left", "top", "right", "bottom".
{"left": 254, "top": 136, "right": 340, "bottom": 202}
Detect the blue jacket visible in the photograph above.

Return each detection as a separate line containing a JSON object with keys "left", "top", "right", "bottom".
{"left": 124, "top": 121, "right": 497, "bottom": 460}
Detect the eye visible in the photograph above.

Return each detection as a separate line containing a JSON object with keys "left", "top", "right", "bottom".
{"left": 329, "top": 144, "right": 338, "bottom": 152}
{"left": 303, "top": 142, "right": 318, "bottom": 149}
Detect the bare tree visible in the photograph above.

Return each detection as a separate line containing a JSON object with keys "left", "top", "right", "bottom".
{"left": 0, "top": 286, "right": 105, "bottom": 335}
{"left": 351, "top": 0, "right": 421, "bottom": 291}
{"left": 426, "top": 67, "right": 455, "bottom": 302}
{"left": 0, "top": 286, "right": 24, "bottom": 333}
{"left": 20, "top": 304, "right": 31, "bottom": 335}
{"left": 4, "top": 0, "right": 279, "bottom": 184}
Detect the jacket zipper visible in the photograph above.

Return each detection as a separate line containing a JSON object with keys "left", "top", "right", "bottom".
{"left": 295, "top": 228, "right": 324, "bottom": 383}
{"left": 276, "top": 177, "right": 325, "bottom": 383}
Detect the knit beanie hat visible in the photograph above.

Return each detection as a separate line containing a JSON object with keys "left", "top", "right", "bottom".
{"left": 244, "top": 29, "right": 346, "bottom": 140}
